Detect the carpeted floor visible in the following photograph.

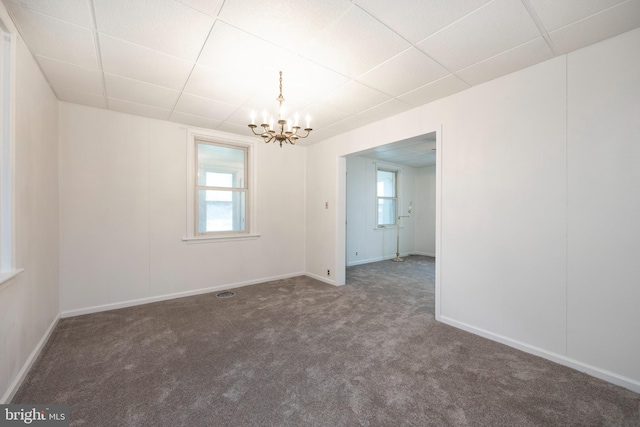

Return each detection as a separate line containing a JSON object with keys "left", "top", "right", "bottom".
{"left": 12, "top": 256, "right": 640, "bottom": 426}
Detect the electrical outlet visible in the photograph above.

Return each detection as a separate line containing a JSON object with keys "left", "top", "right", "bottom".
{"left": 327, "top": 269, "right": 330, "bottom": 276}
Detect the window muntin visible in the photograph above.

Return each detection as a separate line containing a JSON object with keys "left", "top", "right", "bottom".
{"left": 376, "top": 169, "right": 397, "bottom": 227}
{"left": 195, "top": 140, "right": 248, "bottom": 235}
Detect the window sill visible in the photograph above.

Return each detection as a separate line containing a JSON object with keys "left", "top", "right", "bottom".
{"left": 0, "top": 268, "right": 25, "bottom": 291}
{"left": 374, "top": 226, "right": 404, "bottom": 231}
{"left": 182, "top": 234, "right": 261, "bottom": 244}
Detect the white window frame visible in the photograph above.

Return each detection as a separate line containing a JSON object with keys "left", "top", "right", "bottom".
{"left": 184, "top": 129, "right": 259, "bottom": 242}
{"left": 0, "top": 19, "right": 21, "bottom": 287}
{"left": 375, "top": 164, "right": 401, "bottom": 229}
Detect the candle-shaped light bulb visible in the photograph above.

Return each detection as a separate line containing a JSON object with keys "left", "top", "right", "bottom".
{"left": 295, "top": 113, "right": 299, "bottom": 127}
{"left": 269, "top": 117, "right": 274, "bottom": 130}
{"left": 306, "top": 115, "right": 311, "bottom": 129}
{"left": 262, "top": 110, "right": 267, "bottom": 125}
{"left": 250, "top": 111, "right": 256, "bottom": 125}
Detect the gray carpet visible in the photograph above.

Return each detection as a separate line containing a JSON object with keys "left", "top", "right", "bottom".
{"left": 13, "top": 256, "right": 640, "bottom": 426}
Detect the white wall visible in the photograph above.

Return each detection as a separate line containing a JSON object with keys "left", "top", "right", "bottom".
{"left": 59, "top": 103, "right": 306, "bottom": 314}
{"left": 565, "top": 29, "right": 640, "bottom": 386}
{"left": 306, "top": 28, "right": 640, "bottom": 391}
{"left": 0, "top": 15, "right": 60, "bottom": 402}
{"left": 414, "top": 165, "right": 436, "bottom": 257}
{"left": 346, "top": 156, "right": 416, "bottom": 266}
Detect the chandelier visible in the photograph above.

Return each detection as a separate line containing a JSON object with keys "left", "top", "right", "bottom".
{"left": 248, "top": 71, "right": 312, "bottom": 147}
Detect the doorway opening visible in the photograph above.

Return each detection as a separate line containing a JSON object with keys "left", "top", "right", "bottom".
{"left": 341, "top": 132, "right": 439, "bottom": 315}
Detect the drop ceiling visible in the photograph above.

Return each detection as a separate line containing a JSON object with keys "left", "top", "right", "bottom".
{"left": 3, "top": 0, "right": 640, "bottom": 144}
{"left": 351, "top": 133, "right": 437, "bottom": 168}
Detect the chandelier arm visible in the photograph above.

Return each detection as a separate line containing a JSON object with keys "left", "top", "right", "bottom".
{"left": 249, "top": 124, "right": 274, "bottom": 136}
{"left": 263, "top": 134, "right": 275, "bottom": 144}
{"left": 295, "top": 128, "right": 313, "bottom": 139}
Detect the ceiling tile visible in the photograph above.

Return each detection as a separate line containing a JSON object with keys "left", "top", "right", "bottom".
{"left": 398, "top": 74, "right": 469, "bottom": 107}
{"left": 194, "top": 21, "right": 306, "bottom": 102}
{"left": 174, "top": 0, "right": 224, "bottom": 17}
{"left": 108, "top": 98, "right": 172, "bottom": 120}
{"left": 217, "top": 0, "right": 351, "bottom": 53}
{"left": 4, "top": 0, "right": 94, "bottom": 27}
{"left": 37, "top": 55, "right": 104, "bottom": 94}
{"left": 226, "top": 106, "right": 271, "bottom": 129}
{"left": 93, "top": 0, "right": 214, "bottom": 61}
{"left": 4, "top": 2, "right": 98, "bottom": 68}
{"left": 358, "top": 48, "right": 449, "bottom": 96}
{"left": 170, "top": 111, "right": 222, "bottom": 130}
{"left": 354, "top": 0, "right": 492, "bottom": 43}
{"left": 527, "top": 0, "right": 626, "bottom": 32}
{"left": 183, "top": 65, "right": 260, "bottom": 106}
{"left": 299, "top": 103, "right": 345, "bottom": 128}
{"left": 197, "top": 21, "right": 287, "bottom": 77}
{"left": 305, "top": 6, "right": 410, "bottom": 78}
{"left": 104, "top": 73, "right": 180, "bottom": 109}
{"left": 356, "top": 136, "right": 436, "bottom": 167}
{"left": 356, "top": 99, "right": 414, "bottom": 123}
{"left": 457, "top": 37, "right": 553, "bottom": 86}
{"left": 320, "top": 81, "right": 390, "bottom": 115}
{"left": 302, "top": 127, "right": 343, "bottom": 144}
{"left": 330, "top": 115, "right": 371, "bottom": 132}
{"left": 174, "top": 93, "right": 238, "bottom": 121}
{"left": 549, "top": 1, "right": 640, "bottom": 54}
{"left": 216, "top": 121, "right": 252, "bottom": 135}
{"left": 371, "top": 135, "right": 435, "bottom": 152}
{"left": 417, "top": 0, "right": 540, "bottom": 71}
{"left": 99, "top": 35, "right": 193, "bottom": 90}
{"left": 55, "top": 87, "right": 108, "bottom": 109}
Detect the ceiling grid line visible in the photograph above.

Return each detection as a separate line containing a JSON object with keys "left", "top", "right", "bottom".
{"left": 88, "top": 0, "right": 107, "bottom": 100}
{"left": 350, "top": 5, "right": 460, "bottom": 85}
{"left": 519, "top": 0, "right": 558, "bottom": 55}
{"left": 168, "top": 18, "right": 219, "bottom": 120}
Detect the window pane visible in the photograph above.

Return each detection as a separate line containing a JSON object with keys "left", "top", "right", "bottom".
{"left": 206, "top": 172, "right": 232, "bottom": 189}
{"left": 198, "top": 190, "right": 245, "bottom": 233}
{"left": 377, "top": 198, "right": 396, "bottom": 226}
{"left": 197, "top": 143, "right": 245, "bottom": 187}
{"left": 377, "top": 170, "right": 395, "bottom": 197}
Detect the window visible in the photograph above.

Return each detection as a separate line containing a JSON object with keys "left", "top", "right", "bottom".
{"left": 196, "top": 141, "right": 247, "bottom": 234}
{"left": 185, "top": 129, "right": 257, "bottom": 241}
{"left": 0, "top": 21, "right": 20, "bottom": 285}
{"left": 376, "top": 168, "right": 397, "bottom": 227}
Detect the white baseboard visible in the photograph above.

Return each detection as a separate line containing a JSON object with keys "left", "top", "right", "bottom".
{"left": 346, "top": 253, "right": 412, "bottom": 267}
{"left": 411, "top": 251, "right": 436, "bottom": 257}
{"left": 61, "top": 272, "right": 305, "bottom": 318}
{"left": 347, "top": 256, "right": 384, "bottom": 267}
{"left": 305, "top": 272, "right": 338, "bottom": 286}
{"left": 1, "top": 314, "right": 60, "bottom": 404}
{"left": 437, "top": 314, "right": 640, "bottom": 394}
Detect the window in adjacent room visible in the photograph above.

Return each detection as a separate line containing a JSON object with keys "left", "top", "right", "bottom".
{"left": 376, "top": 168, "right": 397, "bottom": 227}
